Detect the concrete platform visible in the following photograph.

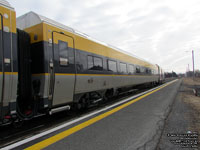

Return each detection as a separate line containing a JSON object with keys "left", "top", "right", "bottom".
{"left": 5, "top": 79, "right": 181, "bottom": 150}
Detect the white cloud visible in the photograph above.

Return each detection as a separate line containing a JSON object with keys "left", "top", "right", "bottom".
{"left": 7, "top": 0, "right": 200, "bottom": 73}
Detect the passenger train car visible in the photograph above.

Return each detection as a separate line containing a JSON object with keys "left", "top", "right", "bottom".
{"left": 0, "top": 0, "right": 164, "bottom": 125}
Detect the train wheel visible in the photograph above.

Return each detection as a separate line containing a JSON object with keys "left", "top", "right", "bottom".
{"left": 104, "top": 89, "right": 114, "bottom": 101}
{"left": 77, "top": 92, "right": 103, "bottom": 110}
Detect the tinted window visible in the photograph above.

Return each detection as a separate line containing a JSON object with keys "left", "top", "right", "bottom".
{"left": 58, "top": 40, "right": 69, "bottom": 66}
{"left": 140, "top": 67, "right": 145, "bottom": 73}
{"left": 94, "top": 57, "right": 103, "bottom": 70}
{"left": 58, "top": 41, "right": 68, "bottom": 58}
{"left": 136, "top": 66, "right": 140, "bottom": 73}
{"left": 146, "top": 68, "right": 151, "bottom": 74}
{"left": 129, "top": 65, "right": 134, "bottom": 73}
{"left": 108, "top": 60, "right": 117, "bottom": 72}
{"left": 88, "top": 56, "right": 94, "bottom": 70}
{"left": 120, "top": 63, "right": 127, "bottom": 73}
{"left": 145, "top": 68, "right": 148, "bottom": 74}
{"left": 88, "top": 56, "right": 103, "bottom": 70}
{"left": 149, "top": 69, "right": 152, "bottom": 74}
{"left": 152, "top": 70, "right": 156, "bottom": 74}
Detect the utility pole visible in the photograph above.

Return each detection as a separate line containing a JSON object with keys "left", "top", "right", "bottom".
{"left": 186, "top": 64, "right": 189, "bottom": 77}
{"left": 185, "top": 50, "right": 195, "bottom": 79}
{"left": 192, "top": 50, "right": 195, "bottom": 80}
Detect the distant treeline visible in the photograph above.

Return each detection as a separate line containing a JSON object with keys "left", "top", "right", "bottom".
{"left": 185, "top": 70, "right": 200, "bottom": 77}
{"left": 164, "top": 71, "right": 178, "bottom": 78}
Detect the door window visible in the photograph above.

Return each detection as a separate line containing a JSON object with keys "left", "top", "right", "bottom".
{"left": 58, "top": 40, "right": 69, "bottom": 66}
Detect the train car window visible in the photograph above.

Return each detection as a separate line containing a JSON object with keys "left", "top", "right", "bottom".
{"left": 140, "top": 67, "right": 145, "bottom": 73}
{"left": 94, "top": 57, "right": 103, "bottom": 70}
{"left": 108, "top": 60, "right": 117, "bottom": 72}
{"left": 87, "top": 56, "right": 94, "bottom": 69}
{"left": 145, "top": 68, "right": 149, "bottom": 74}
{"left": 58, "top": 40, "right": 69, "bottom": 66}
{"left": 129, "top": 64, "right": 134, "bottom": 73}
{"left": 120, "top": 63, "right": 127, "bottom": 73}
{"left": 136, "top": 66, "right": 140, "bottom": 73}
{"left": 149, "top": 69, "right": 152, "bottom": 74}
{"left": 152, "top": 70, "right": 155, "bottom": 74}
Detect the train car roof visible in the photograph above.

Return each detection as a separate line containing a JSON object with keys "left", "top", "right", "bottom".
{"left": 17, "top": 11, "right": 74, "bottom": 33}
{"left": 0, "top": 0, "right": 14, "bottom": 10}
{"left": 17, "top": 11, "right": 156, "bottom": 68}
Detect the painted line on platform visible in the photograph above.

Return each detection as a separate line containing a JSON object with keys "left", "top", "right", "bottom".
{"left": 1, "top": 79, "right": 178, "bottom": 150}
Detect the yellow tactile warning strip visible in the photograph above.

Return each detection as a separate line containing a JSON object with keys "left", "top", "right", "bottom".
{"left": 25, "top": 79, "right": 178, "bottom": 150}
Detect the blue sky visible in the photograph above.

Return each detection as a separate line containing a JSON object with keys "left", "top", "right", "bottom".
{"left": 7, "top": 0, "right": 200, "bottom": 73}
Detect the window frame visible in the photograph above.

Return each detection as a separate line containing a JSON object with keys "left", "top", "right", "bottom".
{"left": 87, "top": 55, "right": 94, "bottom": 70}
{"left": 93, "top": 56, "right": 103, "bottom": 70}
{"left": 129, "top": 64, "right": 135, "bottom": 74}
{"left": 87, "top": 55, "right": 103, "bottom": 70}
{"left": 136, "top": 66, "right": 140, "bottom": 73}
{"left": 120, "top": 62, "right": 127, "bottom": 73}
{"left": 108, "top": 60, "right": 117, "bottom": 73}
{"left": 58, "top": 40, "right": 69, "bottom": 66}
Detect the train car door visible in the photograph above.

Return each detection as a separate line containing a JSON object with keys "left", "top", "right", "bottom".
{"left": 51, "top": 32, "right": 75, "bottom": 106}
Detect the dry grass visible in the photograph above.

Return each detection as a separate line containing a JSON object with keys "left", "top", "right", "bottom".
{"left": 183, "top": 77, "right": 200, "bottom": 109}
{"left": 182, "top": 77, "right": 200, "bottom": 141}
{"left": 184, "top": 77, "right": 200, "bottom": 86}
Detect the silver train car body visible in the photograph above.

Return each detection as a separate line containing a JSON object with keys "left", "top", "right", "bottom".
{"left": 0, "top": 1, "right": 18, "bottom": 125}
{"left": 0, "top": 0, "right": 164, "bottom": 125}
